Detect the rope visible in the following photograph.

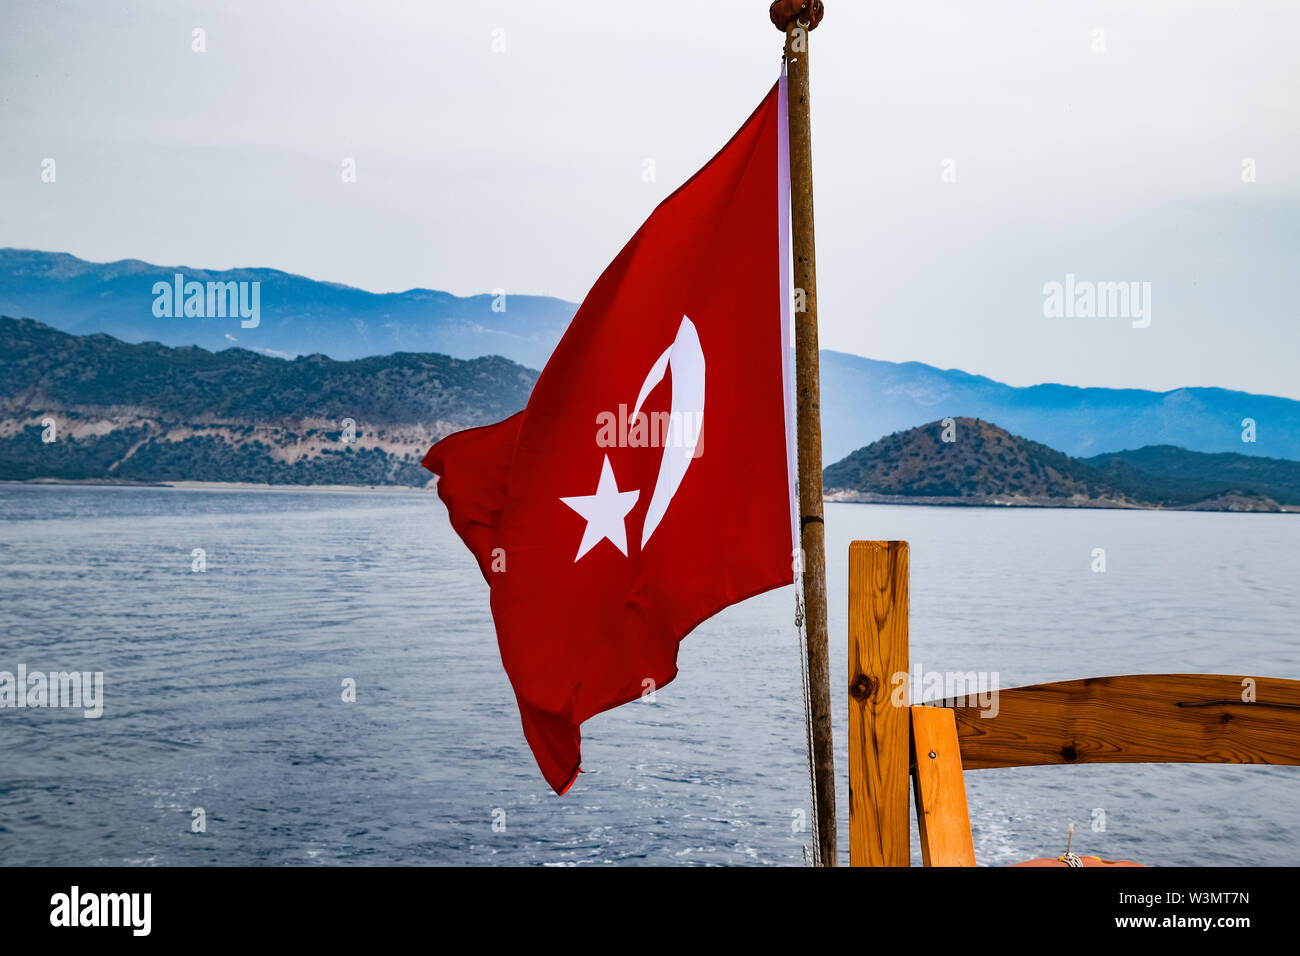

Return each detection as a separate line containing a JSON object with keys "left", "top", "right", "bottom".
{"left": 793, "top": 493, "right": 821, "bottom": 866}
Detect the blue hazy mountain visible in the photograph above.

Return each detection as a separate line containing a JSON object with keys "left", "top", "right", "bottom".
{"left": 819, "top": 350, "right": 1300, "bottom": 464}
{"left": 0, "top": 248, "right": 576, "bottom": 370}
{"left": 4, "top": 249, "right": 1297, "bottom": 464}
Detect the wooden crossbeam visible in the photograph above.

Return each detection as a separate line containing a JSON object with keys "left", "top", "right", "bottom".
{"left": 944, "top": 674, "right": 1300, "bottom": 769}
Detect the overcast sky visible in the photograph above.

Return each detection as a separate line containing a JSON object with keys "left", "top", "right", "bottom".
{"left": 2, "top": 0, "right": 1296, "bottom": 397}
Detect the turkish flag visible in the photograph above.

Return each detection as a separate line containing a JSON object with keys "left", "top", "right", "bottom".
{"left": 425, "top": 78, "right": 796, "bottom": 793}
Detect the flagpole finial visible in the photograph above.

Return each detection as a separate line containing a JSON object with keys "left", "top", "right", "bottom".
{"left": 770, "top": 0, "right": 825, "bottom": 31}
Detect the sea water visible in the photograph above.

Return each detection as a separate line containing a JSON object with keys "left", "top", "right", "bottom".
{"left": 0, "top": 484, "right": 1296, "bottom": 866}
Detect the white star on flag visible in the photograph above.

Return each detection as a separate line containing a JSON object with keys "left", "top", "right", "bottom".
{"left": 559, "top": 455, "right": 640, "bottom": 561}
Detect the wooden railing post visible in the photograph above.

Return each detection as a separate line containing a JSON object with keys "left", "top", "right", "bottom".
{"left": 848, "top": 540, "right": 911, "bottom": 866}
{"left": 910, "top": 705, "right": 977, "bottom": 867}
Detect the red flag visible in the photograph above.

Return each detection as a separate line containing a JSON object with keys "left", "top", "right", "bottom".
{"left": 424, "top": 78, "right": 795, "bottom": 793}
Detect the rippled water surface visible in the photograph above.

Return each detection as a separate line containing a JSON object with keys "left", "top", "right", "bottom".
{"left": 1, "top": 484, "right": 1297, "bottom": 865}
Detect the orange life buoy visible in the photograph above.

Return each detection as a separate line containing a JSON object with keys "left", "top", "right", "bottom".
{"left": 1013, "top": 855, "right": 1144, "bottom": 867}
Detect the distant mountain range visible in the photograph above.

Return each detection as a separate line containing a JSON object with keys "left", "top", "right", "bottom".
{"left": 0, "top": 248, "right": 575, "bottom": 370}
{"left": 824, "top": 418, "right": 1300, "bottom": 512}
{"left": 3, "top": 248, "right": 1298, "bottom": 467}
{"left": 818, "top": 351, "right": 1300, "bottom": 465}
{"left": 0, "top": 316, "right": 534, "bottom": 486}
{"left": 5, "top": 318, "right": 1297, "bottom": 510}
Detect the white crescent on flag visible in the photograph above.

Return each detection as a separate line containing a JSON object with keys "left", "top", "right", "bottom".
{"left": 632, "top": 315, "right": 705, "bottom": 548}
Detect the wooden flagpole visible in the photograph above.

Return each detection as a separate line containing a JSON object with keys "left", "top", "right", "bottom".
{"left": 774, "top": 0, "right": 836, "bottom": 866}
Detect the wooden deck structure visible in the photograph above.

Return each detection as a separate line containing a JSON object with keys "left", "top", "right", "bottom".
{"left": 847, "top": 539, "right": 1300, "bottom": 866}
